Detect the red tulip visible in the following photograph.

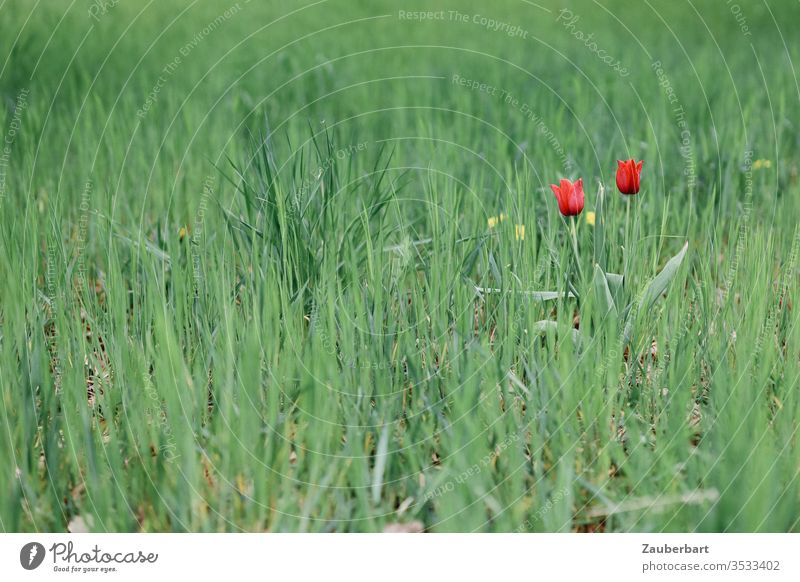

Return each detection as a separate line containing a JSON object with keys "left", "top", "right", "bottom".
{"left": 550, "top": 178, "right": 585, "bottom": 216}
{"left": 616, "top": 159, "right": 643, "bottom": 195}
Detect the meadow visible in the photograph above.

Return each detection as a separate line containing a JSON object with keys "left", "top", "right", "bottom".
{"left": 1, "top": 0, "right": 799, "bottom": 532}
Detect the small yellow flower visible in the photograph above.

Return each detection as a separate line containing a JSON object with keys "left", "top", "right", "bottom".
{"left": 585, "top": 211, "right": 596, "bottom": 226}
{"left": 752, "top": 159, "right": 772, "bottom": 170}
{"left": 178, "top": 226, "right": 188, "bottom": 240}
{"left": 488, "top": 213, "right": 507, "bottom": 228}
{"left": 514, "top": 224, "right": 525, "bottom": 240}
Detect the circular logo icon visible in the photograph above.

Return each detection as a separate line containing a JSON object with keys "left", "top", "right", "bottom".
{"left": 20, "top": 542, "right": 46, "bottom": 570}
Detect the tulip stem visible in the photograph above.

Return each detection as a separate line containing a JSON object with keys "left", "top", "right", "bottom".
{"left": 633, "top": 193, "right": 641, "bottom": 282}
{"left": 623, "top": 196, "right": 631, "bottom": 277}
{"left": 569, "top": 217, "right": 583, "bottom": 282}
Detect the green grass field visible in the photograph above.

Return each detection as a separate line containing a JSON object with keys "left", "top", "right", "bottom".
{"left": 1, "top": 0, "right": 799, "bottom": 532}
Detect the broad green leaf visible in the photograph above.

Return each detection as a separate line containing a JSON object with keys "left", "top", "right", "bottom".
{"left": 605, "top": 272, "right": 624, "bottom": 294}
{"left": 605, "top": 271, "right": 624, "bottom": 306}
{"left": 488, "top": 251, "right": 503, "bottom": 286}
{"left": 531, "top": 320, "right": 559, "bottom": 334}
{"left": 371, "top": 425, "right": 390, "bottom": 504}
{"left": 643, "top": 242, "right": 689, "bottom": 309}
{"left": 593, "top": 264, "right": 617, "bottom": 320}
{"left": 461, "top": 235, "right": 487, "bottom": 277}
{"left": 530, "top": 320, "right": 582, "bottom": 347}
{"left": 474, "top": 287, "right": 575, "bottom": 301}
